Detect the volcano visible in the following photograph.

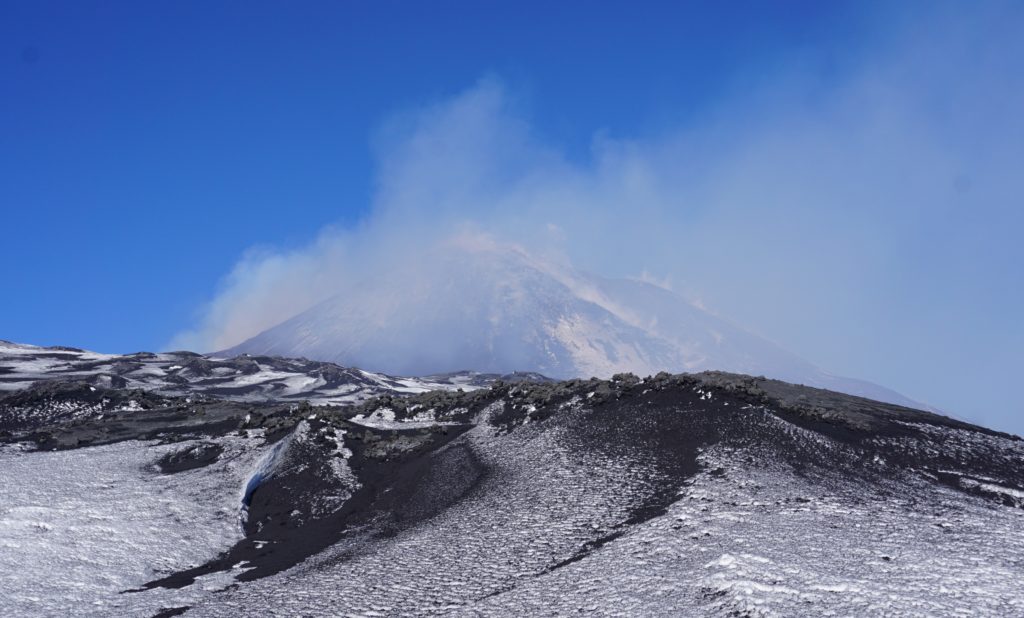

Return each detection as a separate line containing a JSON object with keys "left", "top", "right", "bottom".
{"left": 224, "top": 243, "right": 922, "bottom": 408}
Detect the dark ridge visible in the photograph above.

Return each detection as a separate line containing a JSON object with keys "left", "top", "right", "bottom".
{"left": 141, "top": 417, "right": 480, "bottom": 589}
{"left": 0, "top": 381, "right": 174, "bottom": 435}
{"left": 13, "top": 404, "right": 279, "bottom": 452}
{"left": 156, "top": 442, "right": 224, "bottom": 474}
{"left": 695, "top": 370, "right": 1019, "bottom": 439}
{"left": 164, "top": 351, "right": 203, "bottom": 358}
{"left": 532, "top": 380, "right": 737, "bottom": 575}
{"left": 14, "top": 352, "right": 82, "bottom": 361}
{"left": 151, "top": 607, "right": 190, "bottom": 618}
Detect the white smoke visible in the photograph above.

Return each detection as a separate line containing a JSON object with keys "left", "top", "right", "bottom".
{"left": 170, "top": 4, "right": 1024, "bottom": 432}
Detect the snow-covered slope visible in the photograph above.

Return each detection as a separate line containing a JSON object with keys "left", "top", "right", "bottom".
{"left": 0, "top": 340, "right": 511, "bottom": 411}
{"left": 1, "top": 369, "right": 1021, "bottom": 616}
{"left": 223, "top": 244, "right": 922, "bottom": 408}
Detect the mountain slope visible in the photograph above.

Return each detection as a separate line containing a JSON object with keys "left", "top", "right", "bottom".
{"left": 223, "top": 244, "right": 923, "bottom": 408}
{"left": 0, "top": 367, "right": 1020, "bottom": 616}
{"left": 0, "top": 339, "right": 536, "bottom": 434}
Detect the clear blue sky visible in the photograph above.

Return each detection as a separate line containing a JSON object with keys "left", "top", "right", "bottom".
{"left": 1, "top": 1, "right": 871, "bottom": 352}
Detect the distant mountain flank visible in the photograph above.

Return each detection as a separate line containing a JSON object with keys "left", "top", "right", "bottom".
{"left": 0, "top": 339, "right": 540, "bottom": 419}
{"left": 222, "top": 243, "right": 925, "bottom": 409}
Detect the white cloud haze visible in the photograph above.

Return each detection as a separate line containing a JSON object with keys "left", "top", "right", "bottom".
{"left": 172, "top": 3, "right": 1024, "bottom": 433}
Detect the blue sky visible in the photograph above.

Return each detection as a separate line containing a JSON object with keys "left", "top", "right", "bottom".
{"left": 1, "top": 0, "right": 872, "bottom": 352}
{"left": 2, "top": 2, "right": 1022, "bottom": 433}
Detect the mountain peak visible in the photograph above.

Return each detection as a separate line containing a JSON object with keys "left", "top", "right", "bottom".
{"left": 222, "top": 244, "right": 922, "bottom": 408}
